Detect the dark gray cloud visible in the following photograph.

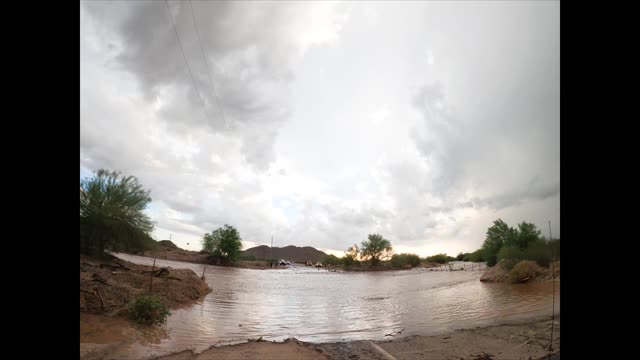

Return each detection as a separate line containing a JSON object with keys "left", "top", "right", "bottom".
{"left": 82, "top": 0, "right": 306, "bottom": 169}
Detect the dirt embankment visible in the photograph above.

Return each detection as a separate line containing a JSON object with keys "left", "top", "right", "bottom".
{"left": 127, "top": 241, "right": 275, "bottom": 270}
{"left": 137, "top": 241, "right": 209, "bottom": 264}
{"left": 80, "top": 254, "right": 212, "bottom": 317}
{"left": 480, "top": 261, "right": 560, "bottom": 283}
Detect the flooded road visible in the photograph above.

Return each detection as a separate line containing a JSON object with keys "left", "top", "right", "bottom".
{"left": 80, "top": 253, "right": 559, "bottom": 357}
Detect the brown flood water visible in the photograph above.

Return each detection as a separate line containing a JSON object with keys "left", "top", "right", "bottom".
{"left": 80, "top": 253, "right": 560, "bottom": 357}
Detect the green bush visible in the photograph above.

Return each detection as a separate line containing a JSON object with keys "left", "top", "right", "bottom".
{"left": 425, "top": 253, "right": 456, "bottom": 264}
{"left": 497, "top": 246, "right": 524, "bottom": 270}
{"left": 391, "top": 253, "right": 422, "bottom": 268}
{"left": 523, "top": 240, "right": 552, "bottom": 268}
{"left": 498, "top": 241, "right": 552, "bottom": 269}
{"left": 461, "top": 249, "right": 485, "bottom": 262}
{"left": 509, "top": 260, "right": 545, "bottom": 283}
{"left": 323, "top": 254, "right": 340, "bottom": 266}
{"left": 342, "top": 254, "right": 360, "bottom": 266}
{"left": 128, "top": 294, "right": 170, "bottom": 325}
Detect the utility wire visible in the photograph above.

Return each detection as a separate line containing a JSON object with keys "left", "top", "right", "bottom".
{"left": 188, "top": 0, "right": 229, "bottom": 130}
{"left": 548, "top": 220, "right": 556, "bottom": 359}
{"left": 164, "top": 0, "right": 211, "bottom": 120}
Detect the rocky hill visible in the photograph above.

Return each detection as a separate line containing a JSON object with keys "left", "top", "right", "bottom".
{"left": 241, "top": 245, "right": 328, "bottom": 262}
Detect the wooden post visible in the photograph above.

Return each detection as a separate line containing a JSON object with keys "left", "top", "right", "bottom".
{"left": 149, "top": 258, "right": 156, "bottom": 293}
{"left": 201, "top": 266, "right": 206, "bottom": 280}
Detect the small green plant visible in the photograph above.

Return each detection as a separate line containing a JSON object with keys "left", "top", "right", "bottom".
{"left": 128, "top": 294, "right": 170, "bottom": 325}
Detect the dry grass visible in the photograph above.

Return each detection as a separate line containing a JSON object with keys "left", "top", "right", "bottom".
{"left": 509, "top": 260, "right": 545, "bottom": 283}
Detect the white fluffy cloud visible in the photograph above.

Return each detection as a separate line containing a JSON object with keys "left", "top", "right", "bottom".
{"left": 81, "top": 1, "right": 559, "bottom": 256}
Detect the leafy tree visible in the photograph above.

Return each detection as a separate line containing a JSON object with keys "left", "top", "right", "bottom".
{"left": 201, "top": 232, "right": 219, "bottom": 254}
{"left": 80, "top": 169, "right": 154, "bottom": 257}
{"left": 360, "top": 234, "right": 392, "bottom": 265}
{"left": 482, "top": 219, "right": 517, "bottom": 266}
{"left": 343, "top": 243, "right": 361, "bottom": 266}
{"left": 515, "top": 222, "right": 542, "bottom": 248}
{"left": 202, "top": 225, "right": 243, "bottom": 264}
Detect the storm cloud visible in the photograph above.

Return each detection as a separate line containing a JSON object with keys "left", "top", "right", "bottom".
{"left": 81, "top": 1, "right": 559, "bottom": 256}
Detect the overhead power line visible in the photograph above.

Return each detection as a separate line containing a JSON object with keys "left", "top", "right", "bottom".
{"left": 164, "top": 0, "right": 212, "bottom": 121}
{"left": 188, "top": 0, "right": 229, "bottom": 129}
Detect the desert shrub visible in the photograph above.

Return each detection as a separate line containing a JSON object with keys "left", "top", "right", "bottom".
{"left": 523, "top": 240, "right": 552, "bottom": 268}
{"left": 391, "top": 253, "right": 422, "bottom": 268}
{"left": 497, "top": 246, "right": 524, "bottom": 270}
{"left": 323, "top": 254, "right": 340, "bottom": 266}
{"left": 509, "top": 260, "right": 545, "bottom": 283}
{"left": 342, "top": 254, "right": 360, "bottom": 266}
{"left": 128, "top": 294, "right": 170, "bottom": 325}
{"left": 425, "top": 253, "right": 456, "bottom": 264}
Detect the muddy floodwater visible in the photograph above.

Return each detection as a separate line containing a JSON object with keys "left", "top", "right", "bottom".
{"left": 80, "top": 253, "right": 560, "bottom": 358}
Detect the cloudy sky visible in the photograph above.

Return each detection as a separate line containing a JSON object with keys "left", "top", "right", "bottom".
{"left": 80, "top": 1, "right": 559, "bottom": 257}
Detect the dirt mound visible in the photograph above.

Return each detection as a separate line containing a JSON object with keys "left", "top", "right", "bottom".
{"left": 80, "top": 254, "right": 211, "bottom": 317}
{"left": 480, "top": 263, "right": 510, "bottom": 282}
{"left": 157, "top": 240, "right": 180, "bottom": 249}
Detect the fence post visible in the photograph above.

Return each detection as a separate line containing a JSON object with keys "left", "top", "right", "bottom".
{"left": 149, "top": 258, "right": 156, "bottom": 293}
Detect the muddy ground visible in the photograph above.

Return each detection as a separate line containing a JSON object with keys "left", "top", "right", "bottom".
{"left": 80, "top": 318, "right": 559, "bottom": 360}
{"left": 80, "top": 254, "right": 211, "bottom": 317}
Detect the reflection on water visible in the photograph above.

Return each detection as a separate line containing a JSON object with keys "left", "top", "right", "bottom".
{"left": 81, "top": 254, "right": 559, "bottom": 356}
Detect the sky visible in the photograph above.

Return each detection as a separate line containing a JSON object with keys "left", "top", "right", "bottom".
{"left": 80, "top": 1, "right": 559, "bottom": 257}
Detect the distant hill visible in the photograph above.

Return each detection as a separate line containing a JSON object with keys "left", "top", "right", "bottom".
{"left": 241, "top": 245, "right": 329, "bottom": 262}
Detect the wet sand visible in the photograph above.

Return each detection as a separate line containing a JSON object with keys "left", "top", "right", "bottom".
{"left": 81, "top": 318, "right": 559, "bottom": 360}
